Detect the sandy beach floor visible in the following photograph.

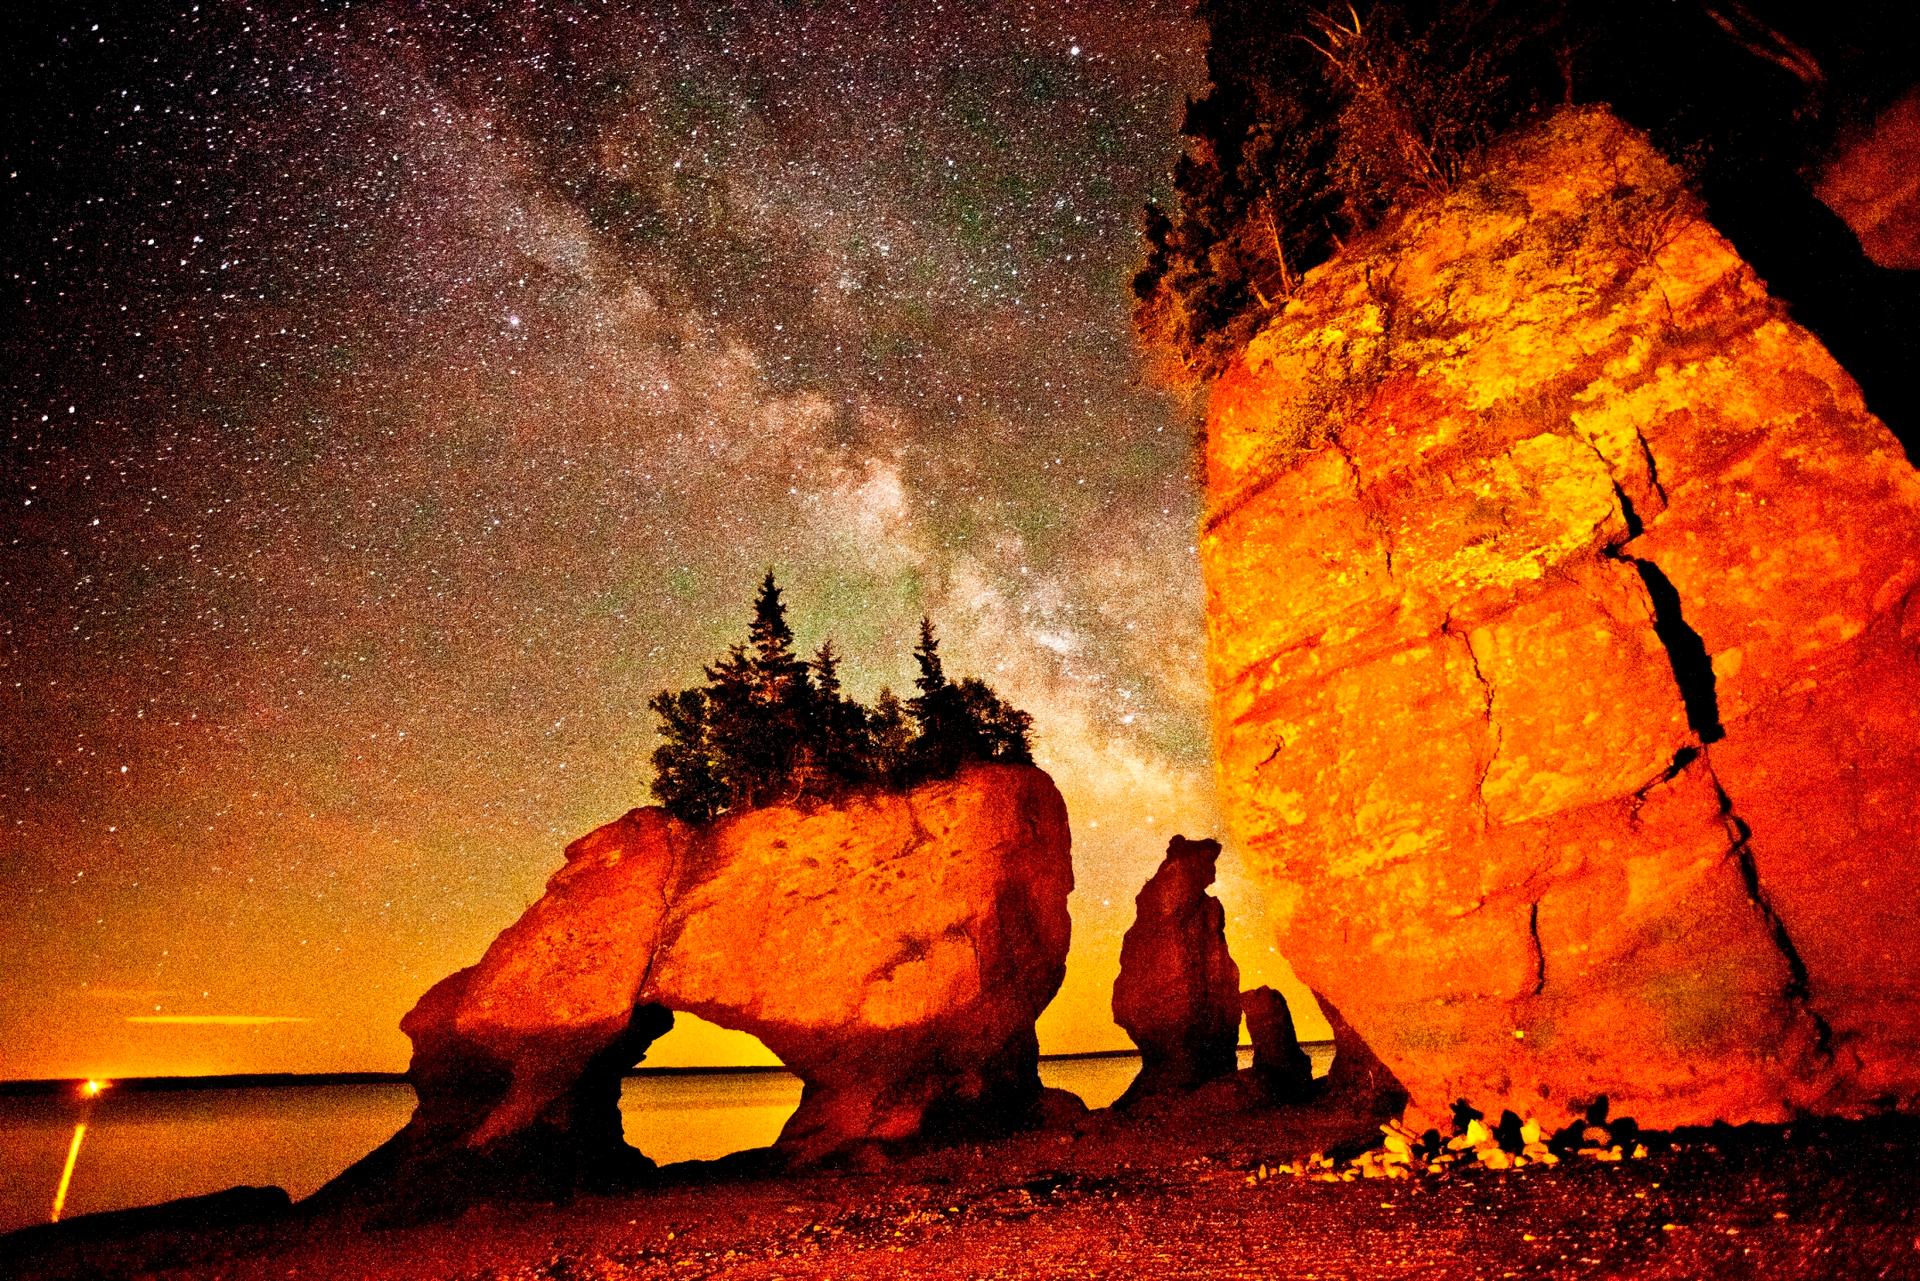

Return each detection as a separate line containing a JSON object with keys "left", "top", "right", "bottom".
{"left": 8, "top": 1104, "right": 1919, "bottom": 1280}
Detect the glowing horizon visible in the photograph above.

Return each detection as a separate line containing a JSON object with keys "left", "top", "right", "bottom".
{"left": 123, "top": 1015, "right": 315, "bottom": 1027}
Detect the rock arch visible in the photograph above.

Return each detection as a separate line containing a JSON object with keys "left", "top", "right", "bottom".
{"left": 323, "top": 765, "right": 1072, "bottom": 1208}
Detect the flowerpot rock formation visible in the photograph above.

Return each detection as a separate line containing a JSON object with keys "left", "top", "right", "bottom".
{"left": 1111, "top": 836, "right": 1241, "bottom": 1107}
{"left": 326, "top": 763, "right": 1072, "bottom": 1204}
{"left": 1201, "top": 108, "right": 1920, "bottom": 1129}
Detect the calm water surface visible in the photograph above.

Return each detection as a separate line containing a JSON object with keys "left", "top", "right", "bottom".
{"left": 0, "top": 1048, "right": 1332, "bottom": 1233}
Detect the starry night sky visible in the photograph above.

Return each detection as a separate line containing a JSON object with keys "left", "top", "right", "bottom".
{"left": 1, "top": 0, "right": 1310, "bottom": 1080}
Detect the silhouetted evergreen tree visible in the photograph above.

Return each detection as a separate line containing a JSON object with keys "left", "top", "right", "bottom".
{"left": 700, "top": 642, "right": 765, "bottom": 811}
{"left": 647, "top": 688, "right": 727, "bottom": 824}
{"left": 648, "top": 582, "right": 1036, "bottom": 823}
{"left": 748, "top": 571, "right": 806, "bottom": 701}
{"left": 867, "top": 686, "right": 915, "bottom": 787}
{"left": 955, "top": 677, "right": 1035, "bottom": 766}
{"left": 743, "top": 569, "right": 815, "bottom": 801}
{"left": 810, "top": 639, "right": 873, "bottom": 786}
{"left": 905, "top": 618, "right": 1034, "bottom": 780}
{"left": 906, "top": 616, "right": 969, "bottom": 780}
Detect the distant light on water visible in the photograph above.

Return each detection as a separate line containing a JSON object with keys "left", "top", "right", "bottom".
{"left": 50, "top": 1079, "right": 110, "bottom": 1222}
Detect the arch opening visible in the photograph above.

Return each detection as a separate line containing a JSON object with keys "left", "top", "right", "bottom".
{"left": 619, "top": 1011, "right": 800, "bottom": 1168}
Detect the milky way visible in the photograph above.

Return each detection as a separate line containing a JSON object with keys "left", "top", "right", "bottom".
{"left": 2, "top": 1, "right": 1309, "bottom": 1078}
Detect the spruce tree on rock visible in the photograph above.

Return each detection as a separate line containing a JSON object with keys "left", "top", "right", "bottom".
{"left": 955, "top": 676, "right": 1035, "bottom": 765}
{"left": 701, "top": 643, "right": 765, "bottom": 810}
{"left": 810, "top": 639, "right": 873, "bottom": 787}
{"left": 746, "top": 570, "right": 816, "bottom": 802}
{"left": 748, "top": 571, "right": 805, "bottom": 701}
{"left": 867, "top": 686, "right": 915, "bottom": 787}
{"left": 647, "top": 688, "right": 728, "bottom": 824}
{"left": 649, "top": 580, "right": 1036, "bottom": 822}
{"left": 907, "top": 616, "right": 970, "bottom": 780}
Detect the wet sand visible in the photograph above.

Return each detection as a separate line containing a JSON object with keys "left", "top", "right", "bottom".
{"left": 7, "top": 1104, "right": 1918, "bottom": 1280}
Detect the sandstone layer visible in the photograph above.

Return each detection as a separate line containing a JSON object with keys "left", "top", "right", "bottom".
{"left": 1202, "top": 108, "right": 1920, "bottom": 1128}
{"left": 1112, "top": 836, "right": 1241, "bottom": 1106}
{"left": 329, "top": 764, "right": 1072, "bottom": 1203}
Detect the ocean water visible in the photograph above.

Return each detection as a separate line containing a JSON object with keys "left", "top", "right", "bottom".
{"left": 0, "top": 1047, "right": 1333, "bottom": 1233}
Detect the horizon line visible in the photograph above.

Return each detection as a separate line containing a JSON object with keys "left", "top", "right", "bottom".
{"left": 0, "top": 1042, "right": 1335, "bottom": 1096}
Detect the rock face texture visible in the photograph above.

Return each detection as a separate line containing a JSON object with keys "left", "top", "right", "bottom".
{"left": 1202, "top": 108, "right": 1920, "bottom": 1128}
{"left": 330, "top": 765, "right": 1072, "bottom": 1202}
{"left": 1112, "top": 836, "right": 1241, "bottom": 1107}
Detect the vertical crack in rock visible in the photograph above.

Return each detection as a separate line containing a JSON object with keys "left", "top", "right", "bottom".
{"left": 1632, "top": 426, "right": 1670, "bottom": 506}
{"left": 633, "top": 837, "right": 684, "bottom": 1006}
{"left": 1527, "top": 901, "right": 1547, "bottom": 997}
{"left": 1592, "top": 495, "right": 1825, "bottom": 1054}
{"left": 1583, "top": 427, "right": 1723, "bottom": 742}
{"left": 1571, "top": 425, "right": 1642, "bottom": 537}
{"left": 1570, "top": 422, "right": 1661, "bottom": 541}
{"left": 1444, "top": 616, "right": 1500, "bottom": 826}
{"left": 1591, "top": 476, "right": 1831, "bottom": 1062}
{"left": 1610, "top": 481, "right": 1645, "bottom": 540}
{"left": 1329, "top": 434, "right": 1395, "bottom": 576}
{"left": 1598, "top": 534, "right": 1725, "bottom": 745}
{"left": 1573, "top": 415, "right": 1672, "bottom": 545}
{"left": 1703, "top": 755, "right": 1836, "bottom": 1061}
{"left": 1623, "top": 558, "right": 1725, "bottom": 744}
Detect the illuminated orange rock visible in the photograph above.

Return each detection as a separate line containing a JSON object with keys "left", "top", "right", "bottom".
{"left": 1112, "top": 836, "right": 1241, "bottom": 1106}
{"left": 1202, "top": 108, "right": 1920, "bottom": 1129}
{"left": 330, "top": 764, "right": 1072, "bottom": 1202}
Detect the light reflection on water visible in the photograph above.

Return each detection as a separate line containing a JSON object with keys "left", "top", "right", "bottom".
{"left": 0, "top": 1046, "right": 1332, "bottom": 1233}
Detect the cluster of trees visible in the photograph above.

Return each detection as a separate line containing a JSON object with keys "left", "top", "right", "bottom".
{"left": 1134, "top": 0, "right": 1896, "bottom": 389}
{"left": 648, "top": 573, "right": 1034, "bottom": 824}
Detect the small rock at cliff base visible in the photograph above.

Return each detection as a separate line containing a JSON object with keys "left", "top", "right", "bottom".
{"left": 1111, "top": 836, "right": 1241, "bottom": 1108}
{"left": 1201, "top": 106, "right": 1920, "bottom": 1128}
{"left": 1242, "top": 985, "right": 1314, "bottom": 1104}
{"left": 322, "top": 764, "right": 1072, "bottom": 1206}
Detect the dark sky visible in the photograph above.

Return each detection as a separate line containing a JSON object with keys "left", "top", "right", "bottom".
{"left": 1, "top": 0, "right": 1307, "bottom": 1079}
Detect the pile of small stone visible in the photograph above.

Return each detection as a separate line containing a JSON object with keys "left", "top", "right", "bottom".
{"left": 1250, "top": 1097, "right": 1651, "bottom": 1184}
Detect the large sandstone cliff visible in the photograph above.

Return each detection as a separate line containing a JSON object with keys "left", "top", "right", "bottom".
{"left": 1202, "top": 108, "right": 1920, "bottom": 1129}
{"left": 327, "top": 764, "right": 1072, "bottom": 1205}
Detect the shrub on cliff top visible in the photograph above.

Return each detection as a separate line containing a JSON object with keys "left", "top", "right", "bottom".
{"left": 1137, "top": 0, "right": 1903, "bottom": 391}
{"left": 647, "top": 573, "right": 1033, "bottom": 824}
{"left": 1135, "top": 0, "right": 1575, "bottom": 389}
